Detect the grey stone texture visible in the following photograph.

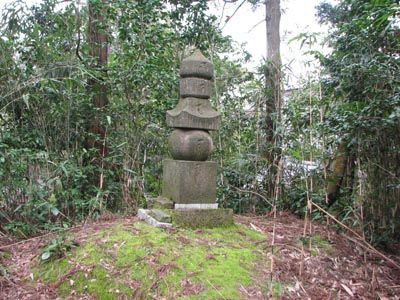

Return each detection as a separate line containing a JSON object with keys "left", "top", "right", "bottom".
{"left": 157, "top": 49, "right": 232, "bottom": 229}
{"left": 168, "top": 129, "right": 213, "bottom": 161}
{"left": 137, "top": 209, "right": 172, "bottom": 229}
{"left": 162, "top": 159, "right": 217, "bottom": 204}
{"left": 166, "top": 98, "right": 220, "bottom": 130}
{"left": 171, "top": 208, "right": 233, "bottom": 228}
{"left": 148, "top": 209, "right": 172, "bottom": 223}
{"left": 138, "top": 208, "right": 234, "bottom": 229}
{"left": 179, "top": 50, "right": 213, "bottom": 80}
{"left": 179, "top": 78, "right": 212, "bottom": 99}
{"left": 140, "top": 50, "right": 234, "bottom": 229}
{"left": 166, "top": 49, "right": 219, "bottom": 134}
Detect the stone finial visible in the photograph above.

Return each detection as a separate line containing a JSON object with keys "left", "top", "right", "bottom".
{"left": 179, "top": 49, "right": 214, "bottom": 79}
{"left": 166, "top": 49, "right": 219, "bottom": 162}
{"left": 179, "top": 50, "right": 213, "bottom": 99}
{"left": 166, "top": 50, "right": 220, "bottom": 133}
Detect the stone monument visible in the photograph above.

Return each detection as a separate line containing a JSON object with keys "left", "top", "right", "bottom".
{"left": 163, "top": 49, "right": 220, "bottom": 209}
{"left": 139, "top": 49, "right": 233, "bottom": 228}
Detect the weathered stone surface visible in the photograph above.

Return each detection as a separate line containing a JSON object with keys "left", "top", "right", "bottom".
{"left": 148, "top": 209, "right": 171, "bottom": 223}
{"left": 179, "top": 50, "right": 213, "bottom": 80}
{"left": 162, "top": 159, "right": 216, "bottom": 204}
{"left": 138, "top": 209, "right": 172, "bottom": 229}
{"left": 180, "top": 78, "right": 212, "bottom": 99}
{"left": 146, "top": 196, "right": 174, "bottom": 209}
{"left": 168, "top": 129, "right": 213, "bottom": 161}
{"left": 166, "top": 98, "right": 220, "bottom": 130}
{"left": 172, "top": 208, "right": 233, "bottom": 228}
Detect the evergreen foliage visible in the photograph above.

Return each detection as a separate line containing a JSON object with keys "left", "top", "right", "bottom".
{"left": 1, "top": 0, "right": 398, "bottom": 245}
{"left": 317, "top": 0, "right": 400, "bottom": 244}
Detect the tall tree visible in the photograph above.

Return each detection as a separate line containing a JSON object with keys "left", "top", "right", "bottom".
{"left": 264, "top": 0, "right": 282, "bottom": 198}
{"left": 87, "top": 0, "right": 109, "bottom": 186}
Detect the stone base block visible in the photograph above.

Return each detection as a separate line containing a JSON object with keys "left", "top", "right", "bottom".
{"left": 162, "top": 159, "right": 216, "bottom": 204}
{"left": 171, "top": 209, "right": 233, "bottom": 228}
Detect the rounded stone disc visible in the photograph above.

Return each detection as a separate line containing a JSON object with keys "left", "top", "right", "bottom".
{"left": 168, "top": 129, "right": 213, "bottom": 161}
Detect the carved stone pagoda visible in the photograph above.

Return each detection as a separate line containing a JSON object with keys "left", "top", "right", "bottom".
{"left": 162, "top": 50, "right": 220, "bottom": 209}
{"left": 139, "top": 50, "right": 233, "bottom": 228}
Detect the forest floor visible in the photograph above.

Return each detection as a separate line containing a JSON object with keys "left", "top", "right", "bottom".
{"left": 0, "top": 212, "right": 399, "bottom": 299}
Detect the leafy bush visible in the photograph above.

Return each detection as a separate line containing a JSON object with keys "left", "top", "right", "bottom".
{"left": 41, "top": 235, "right": 79, "bottom": 262}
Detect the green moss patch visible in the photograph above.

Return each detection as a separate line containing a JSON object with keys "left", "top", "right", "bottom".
{"left": 34, "top": 221, "right": 267, "bottom": 299}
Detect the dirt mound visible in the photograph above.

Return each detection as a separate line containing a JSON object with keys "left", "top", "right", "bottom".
{"left": 1, "top": 214, "right": 399, "bottom": 299}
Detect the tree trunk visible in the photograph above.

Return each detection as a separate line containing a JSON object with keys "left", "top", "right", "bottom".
{"left": 87, "top": 0, "right": 108, "bottom": 184}
{"left": 264, "top": 0, "right": 282, "bottom": 197}
{"left": 326, "top": 141, "right": 348, "bottom": 206}
{"left": 88, "top": 0, "right": 108, "bottom": 154}
{"left": 266, "top": 0, "right": 281, "bottom": 69}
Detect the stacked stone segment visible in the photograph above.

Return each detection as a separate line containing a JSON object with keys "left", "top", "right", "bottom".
{"left": 163, "top": 159, "right": 217, "bottom": 204}
{"left": 166, "top": 98, "right": 220, "bottom": 130}
{"left": 179, "top": 51, "right": 214, "bottom": 79}
{"left": 168, "top": 129, "right": 213, "bottom": 161}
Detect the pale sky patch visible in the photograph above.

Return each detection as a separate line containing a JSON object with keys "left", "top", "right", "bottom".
{"left": 210, "top": 0, "right": 335, "bottom": 87}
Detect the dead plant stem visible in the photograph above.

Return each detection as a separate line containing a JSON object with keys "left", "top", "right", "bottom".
{"left": 230, "top": 185, "right": 273, "bottom": 207}
{"left": 311, "top": 201, "right": 400, "bottom": 270}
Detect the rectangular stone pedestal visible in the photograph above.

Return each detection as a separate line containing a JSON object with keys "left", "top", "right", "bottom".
{"left": 172, "top": 209, "right": 233, "bottom": 228}
{"left": 162, "top": 159, "right": 217, "bottom": 204}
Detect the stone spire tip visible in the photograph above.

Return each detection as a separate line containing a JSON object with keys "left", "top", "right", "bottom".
{"left": 180, "top": 49, "right": 213, "bottom": 79}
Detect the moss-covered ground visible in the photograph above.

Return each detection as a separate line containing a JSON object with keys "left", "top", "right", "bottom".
{"left": 34, "top": 221, "right": 268, "bottom": 299}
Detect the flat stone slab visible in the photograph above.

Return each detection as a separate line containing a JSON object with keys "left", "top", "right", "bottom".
{"left": 174, "top": 203, "right": 218, "bottom": 209}
{"left": 148, "top": 209, "right": 171, "bottom": 223}
{"left": 138, "top": 209, "right": 172, "bottom": 229}
{"left": 172, "top": 208, "right": 233, "bottom": 228}
{"left": 162, "top": 159, "right": 217, "bottom": 204}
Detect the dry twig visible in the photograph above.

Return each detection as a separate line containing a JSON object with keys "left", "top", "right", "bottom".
{"left": 311, "top": 201, "right": 400, "bottom": 270}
